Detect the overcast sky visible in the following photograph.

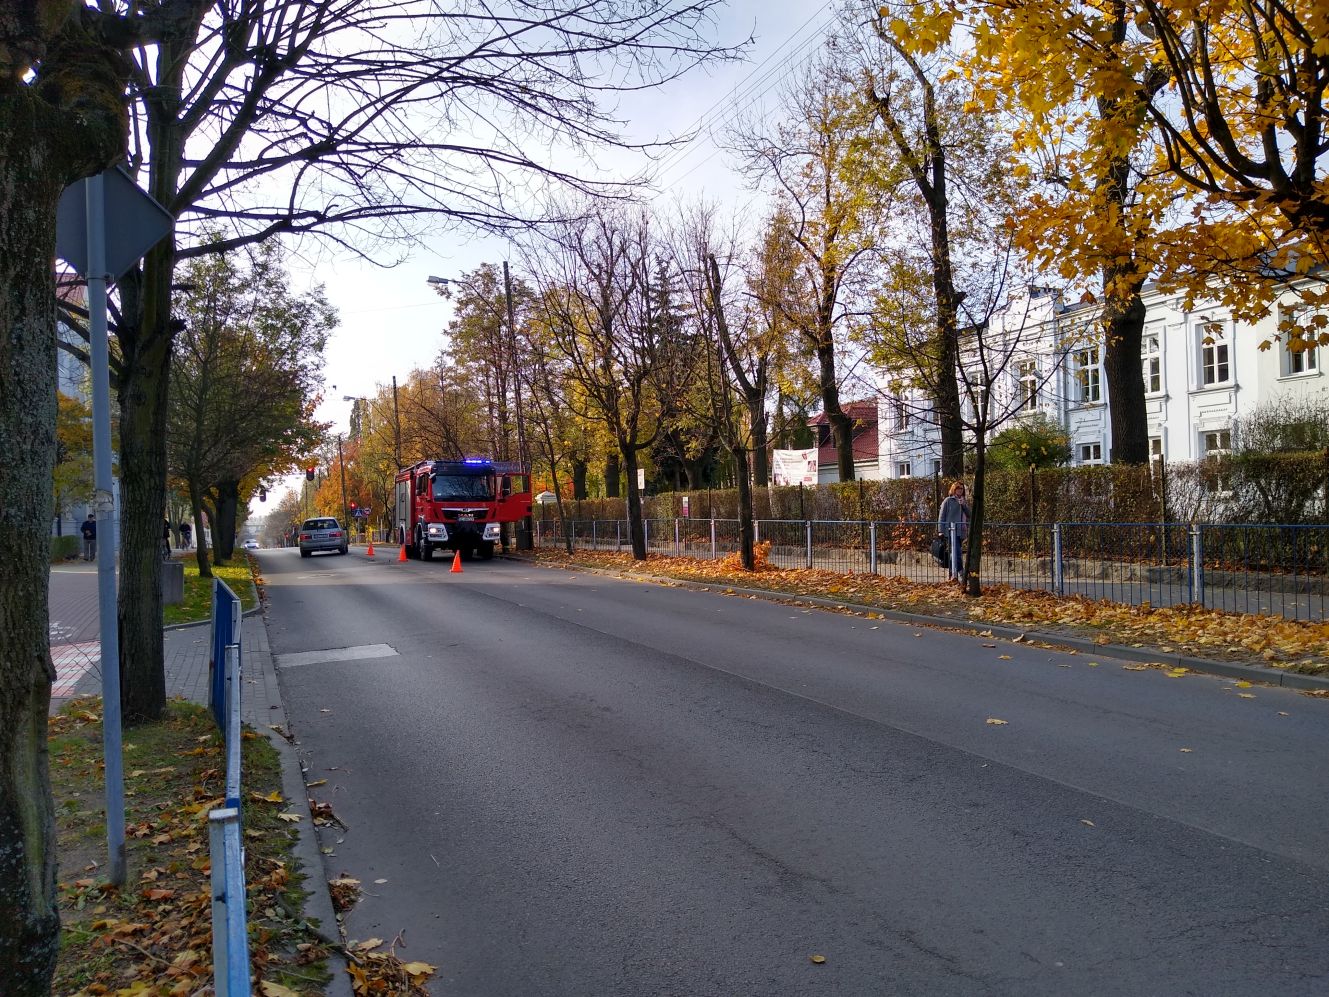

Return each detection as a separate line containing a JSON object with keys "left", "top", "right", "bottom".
{"left": 260, "top": 0, "right": 837, "bottom": 512}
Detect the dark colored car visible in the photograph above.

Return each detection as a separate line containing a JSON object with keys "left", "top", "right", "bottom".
{"left": 298, "top": 518, "right": 348, "bottom": 557}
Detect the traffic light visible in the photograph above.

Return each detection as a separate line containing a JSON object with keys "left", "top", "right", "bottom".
{"left": 349, "top": 501, "right": 358, "bottom": 515}
{"left": 305, "top": 466, "right": 315, "bottom": 481}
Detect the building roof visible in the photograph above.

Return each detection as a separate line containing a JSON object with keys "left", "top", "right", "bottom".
{"left": 808, "top": 401, "right": 879, "bottom": 463}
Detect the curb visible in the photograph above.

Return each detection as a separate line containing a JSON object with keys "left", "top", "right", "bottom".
{"left": 263, "top": 726, "right": 354, "bottom": 997}
{"left": 530, "top": 558, "right": 1329, "bottom": 692}
{"left": 255, "top": 618, "right": 355, "bottom": 997}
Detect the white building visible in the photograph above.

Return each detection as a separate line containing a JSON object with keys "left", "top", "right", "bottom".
{"left": 876, "top": 281, "right": 1327, "bottom": 474}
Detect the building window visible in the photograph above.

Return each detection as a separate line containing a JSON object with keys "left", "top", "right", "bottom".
{"left": 1142, "top": 333, "right": 1162, "bottom": 394}
{"left": 1149, "top": 436, "right": 1163, "bottom": 461}
{"left": 1200, "top": 320, "right": 1231, "bottom": 386}
{"left": 1079, "top": 441, "right": 1103, "bottom": 465}
{"left": 1074, "top": 347, "right": 1101, "bottom": 403}
{"left": 1017, "top": 360, "right": 1039, "bottom": 410}
{"left": 1203, "top": 428, "right": 1232, "bottom": 457}
{"left": 1281, "top": 312, "right": 1319, "bottom": 375}
{"left": 896, "top": 462, "right": 911, "bottom": 478}
{"left": 891, "top": 396, "right": 910, "bottom": 431}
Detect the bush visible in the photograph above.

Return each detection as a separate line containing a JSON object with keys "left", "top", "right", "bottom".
{"left": 986, "top": 414, "right": 1072, "bottom": 470}
{"left": 50, "top": 535, "right": 80, "bottom": 561}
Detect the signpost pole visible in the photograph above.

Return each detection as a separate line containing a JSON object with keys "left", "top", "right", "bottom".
{"left": 86, "top": 174, "right": 126, "bottom": 887}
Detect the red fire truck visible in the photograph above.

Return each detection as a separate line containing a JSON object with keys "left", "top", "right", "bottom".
{"left": 394, "top": 458, "right": 531, "bottom": 561}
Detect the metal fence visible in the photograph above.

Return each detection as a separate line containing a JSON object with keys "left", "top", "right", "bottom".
{"left": 535, "top": 517, "right": 1328, "bottom": 622}
{"left": 207, "top": 581, "right": 250, "bottom": 995}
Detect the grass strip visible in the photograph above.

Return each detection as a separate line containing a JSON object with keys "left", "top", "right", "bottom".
{"left": 163, "top": 555, "right": 259, "bottom": 628}
{"left": 51, "top": 698, "right": 332, "bottom": 995}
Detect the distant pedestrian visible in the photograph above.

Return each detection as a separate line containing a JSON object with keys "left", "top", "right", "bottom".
{"left": 163, "top": 519, "right": 173, "bottom": 559}
{"left": 81, "top": 513, "right": 97, "bottom": 561}
{"left": 937, "top": 480, "right": 970, "bottom": 584}
{"left": 179, "top": 520, "right": 192, "bottom": 548}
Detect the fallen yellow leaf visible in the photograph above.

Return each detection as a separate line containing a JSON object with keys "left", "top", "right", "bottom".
{"left": 260, "top": 983, "right": 302, "bottom": 997}
{"left": 810, "top": 954, "right": 827, "bottom": 965}
{"left": 985, "top": 718, "right": 1009, "bottom": 726}
{"left": 1179, "top": 747, "right": 1193, "bottom": 753}
{"left": 998, "top": 654, "right": 1012, "bottom": 660}
{"left": 1236, "top": 681, "right": 1253, "bottom": 688}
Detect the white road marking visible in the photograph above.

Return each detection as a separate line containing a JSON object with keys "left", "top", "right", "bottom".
{"left": 274, "top": 643, "right": 399, "bottom": 669}
{"left": 50, "top": 641, "right": 101, "bottom": 698}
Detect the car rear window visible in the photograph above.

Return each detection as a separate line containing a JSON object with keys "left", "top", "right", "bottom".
{"left": 302, "top": 519, "right": 339, "bottom": 530}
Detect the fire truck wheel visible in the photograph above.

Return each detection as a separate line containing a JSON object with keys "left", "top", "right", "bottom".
{"left": 417, "top": 529, "right": 434, "bottom": 561}
{"left": 478, "top": 541, "right": 495, "bottom": 560}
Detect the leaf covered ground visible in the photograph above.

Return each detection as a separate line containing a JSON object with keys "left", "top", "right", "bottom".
{"left": 50, "top": 699, "right": 332, "bottom": 996}
{"left": 162, "top": 555, "right": 259, "bottom": 627}
{"left": 529, "top": 546, "right": 1329, "bottom": 675}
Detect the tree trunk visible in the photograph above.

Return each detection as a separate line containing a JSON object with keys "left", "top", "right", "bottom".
{"left": 1, "top": 20, "right": 130, "bottom": 984}
{"left": 0, "top": 154, "right": 64, "bottom": 997}
{"left": 815, "top": 339, "right": 856, "bottom": 481}
{"left": 604, "top": 454, "right": 621, "bottom": 497}
{"left": 964, "top": 438, "right": 987, "bottom": 597}
{"left": 571, "top": 457, "right": 588, "bottom": 500}
{"left": 214, "top": 478, "right": 239, "bottom": 562}
{"left": 733, "top": 445, "right": 755, "bottom": 570}
{"left": 115, "top": 242, "right": 173, "bottom": 724}
{"left": 623, "top": 444, "right": 646, "bottom": 559}
{"left": 1102, "top": 283, "right": 1149, "bottom": 464}
{"left": 749, "top": 398, "right": 770, "bottom": 487}
{"left": 189, "top": 481, "right": 212, "bottom": 579}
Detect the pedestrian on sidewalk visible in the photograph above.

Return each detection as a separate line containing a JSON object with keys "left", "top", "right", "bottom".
{"left": 80, "top": 513, "right": 97, "bottom": 561}
{"left": 937, "top": 480, "right": 970, "bottom": 585}
{"left": 179, "top": 520, "right": 192, "bottom": 548}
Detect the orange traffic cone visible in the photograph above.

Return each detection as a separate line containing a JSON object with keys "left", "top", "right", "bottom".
{"left": 366, "top": 539, "right": 375, "bottom": 557}
{"left": 450, "top": 550, "right": 463, "bottom": 574}
{"left": 398, "top": 543, "right": 408, "bottom": 562}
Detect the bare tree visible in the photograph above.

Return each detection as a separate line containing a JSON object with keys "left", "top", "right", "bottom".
{"left": 47, "top": 0, "right": 743, "bottom": 723}
{"left": 735, "top": 48, "right": 887, "bottom": 481}
{"left": 528, "top": 207, "right": 672, "bottom": 559}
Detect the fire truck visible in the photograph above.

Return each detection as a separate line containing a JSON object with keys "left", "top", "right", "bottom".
{"left": 394, "top": 458, "right": 531, "bottom": 561}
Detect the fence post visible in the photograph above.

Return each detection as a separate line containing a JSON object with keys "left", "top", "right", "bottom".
{"left": 806, "top": 520, "right": 813, "bottom": 569}
{"left": 1190, "top": 524, "right": 1205, "bottom": 605}
{"left": 869, "top": 521, "right": 878, "bottom": 575}
{"left": 1052, "top": 523, "right": 1064, "bottom": 595}
{"left": 592, "top": 520, "right": 597, "bottom": 550}
{"left": 616, "top": 520, "right": 622, "bottom": 549}
{"left": 710, "top": 518, "right": 716, "bottom": 559}
{"left": 644, "top": 518, "right": 649, "bottom": 552}
{"left": 754, "top": 519, "right": 760, "bottom": 546}
{"left": 674, "top": 517, "right": 681, "bottom": 556}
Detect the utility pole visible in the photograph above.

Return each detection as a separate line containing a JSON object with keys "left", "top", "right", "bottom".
{"left": 392, "top": 374, "right": 402, "bottom": 468}
{"left": 338, "top": 434, "right": 350, "bottom": 531}
{"left": 504, "top": 260, "right": 534, "bottom": 550}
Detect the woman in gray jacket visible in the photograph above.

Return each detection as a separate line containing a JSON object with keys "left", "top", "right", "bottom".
{"left": 937, "top": 481, "right": 969, "bottom": 583}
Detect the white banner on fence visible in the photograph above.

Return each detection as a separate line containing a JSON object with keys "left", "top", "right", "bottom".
{"left": 772, "top": 448, "right": 818, "bottom": 486}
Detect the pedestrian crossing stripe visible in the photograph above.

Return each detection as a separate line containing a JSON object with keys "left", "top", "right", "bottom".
{"left": 50, "top": 641, "right": 101, "bottom": 699}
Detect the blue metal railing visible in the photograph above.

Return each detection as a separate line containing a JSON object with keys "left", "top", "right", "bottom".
{"left": 536, "top": 517, "right": 1328, "bottom": 622}
{"left": 207, "top": 582, "right": 250, "bottom": 994}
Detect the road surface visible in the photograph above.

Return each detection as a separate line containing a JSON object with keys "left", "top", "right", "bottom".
{"left": 259, "top": 547, "right": 1329, "bottom": 996}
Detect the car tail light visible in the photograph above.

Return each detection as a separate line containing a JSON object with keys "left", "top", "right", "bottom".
{"left": 330, "top": 530, "right": 342, "bottom": 538}
{"left": 299, "top": 533, "right": 310, "bottom": 541}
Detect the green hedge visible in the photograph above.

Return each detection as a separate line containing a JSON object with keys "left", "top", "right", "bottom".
{"left": 536, "top": 450, "right": 1329, "bottom": 526}
{"left": 50, "top": 535, "right": 80, "bottom": 561}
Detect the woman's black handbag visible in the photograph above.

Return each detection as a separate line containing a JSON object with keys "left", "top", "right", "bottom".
{"left": 930, "top": 534, "right": 948, "bottom": 566}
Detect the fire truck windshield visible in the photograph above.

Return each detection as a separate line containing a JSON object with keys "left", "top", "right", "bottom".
{"left": 432, "top": 474, "right": 493, "bottom": 501}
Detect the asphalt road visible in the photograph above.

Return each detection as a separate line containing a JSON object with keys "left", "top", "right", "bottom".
{"left": 259, "top": 547, "right": 1329, "bottom": 997}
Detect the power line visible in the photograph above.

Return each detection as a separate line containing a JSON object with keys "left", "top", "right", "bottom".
{"left": 647, "top": 5, "right": 836, "bottom": 185}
